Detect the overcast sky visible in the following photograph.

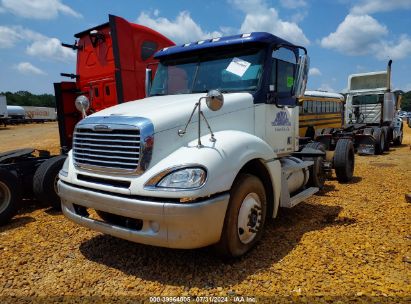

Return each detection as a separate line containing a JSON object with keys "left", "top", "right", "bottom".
{"left": 0, "top": 0, "right": 410, "bottom": 94}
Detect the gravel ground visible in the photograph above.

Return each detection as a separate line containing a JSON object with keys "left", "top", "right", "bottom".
{"left": 0, "top": 122, "right": 60, "bottom": 154}
{"left": 0, "top": 123, "right": 410, "bottom": 303}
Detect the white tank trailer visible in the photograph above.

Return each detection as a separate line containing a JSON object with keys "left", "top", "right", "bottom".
{"left": 315, "top": 60, "right": 403, "bottom": 155}
{"left": 6, "top": 105, "right": 26, "bottom": 124}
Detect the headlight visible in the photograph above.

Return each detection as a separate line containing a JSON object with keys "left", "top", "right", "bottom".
{"left": 59, "top": 157, "right": 70, "bottom": 177}
{"left": 154, "top": 167, "right": 207, "bottom": 189}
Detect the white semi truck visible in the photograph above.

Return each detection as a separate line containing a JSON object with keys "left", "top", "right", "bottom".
{"left": 58, "top": 32, "right": 354, "bottom": 257}
{"left": 315, "top": 61, "right": 403, "bottom": 155}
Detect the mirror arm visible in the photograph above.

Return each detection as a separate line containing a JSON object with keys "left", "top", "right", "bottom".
{"left": 178, "top": 100, "right": 202, "bottom": 137}
{"left": 200, "top": 110, "right": 216, "bottom": 142}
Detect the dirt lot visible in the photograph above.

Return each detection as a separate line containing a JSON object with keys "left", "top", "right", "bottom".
{"left": 0, "top": 122, "right": 410, "bottom": 303}
{"left": 0, "top": 122, "right": 60, "bottom": 154}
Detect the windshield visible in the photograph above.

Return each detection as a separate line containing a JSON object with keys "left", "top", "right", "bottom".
{"left": 150, "top": 48, "right": 265, "bottom": 96}
{"left": 352, "top": 94, "right": 384, "bottom": 105}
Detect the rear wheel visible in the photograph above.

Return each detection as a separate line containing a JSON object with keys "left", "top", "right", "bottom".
{"left": 33, "top": 155, "right": 67, "bottom": 210}
{"left": 334, "top": 139, "right": 355, "bottom": 182}
{"left": 302, "top": 142, "right": 326, "bottom": 189}
{"left": 0, "top": 168, "right": 22, "bottom": 225}
{"left": 215, "top": 174, "right": 266, "bottom": 258}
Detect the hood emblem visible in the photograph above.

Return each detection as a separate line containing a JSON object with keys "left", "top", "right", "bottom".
{"left": 93, "top": 124, "right": 112, "bottom": 131}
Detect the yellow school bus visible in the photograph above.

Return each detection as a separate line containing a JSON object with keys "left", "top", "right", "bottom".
{"left": 299, "top": 90, "right": 345, "bottom": 138}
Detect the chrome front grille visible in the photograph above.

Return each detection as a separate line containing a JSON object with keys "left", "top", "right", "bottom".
{"left": 73, "top": 128, "right": 140, "bottom": 171}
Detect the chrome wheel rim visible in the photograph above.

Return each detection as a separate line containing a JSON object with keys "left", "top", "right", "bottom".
{"left": 0, "top": 181, "right": 11, "bottom": 214}
{"left": 237, "top": 192, "right": 262, "bottom": 244}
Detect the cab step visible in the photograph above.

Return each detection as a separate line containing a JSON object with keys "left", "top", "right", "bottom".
{"left": 280, "top": 187, "right": 319, "bottom": 208}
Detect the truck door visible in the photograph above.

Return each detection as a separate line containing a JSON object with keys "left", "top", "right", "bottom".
{"left": 265, "top": 47, "right": 299, "bottom": 155}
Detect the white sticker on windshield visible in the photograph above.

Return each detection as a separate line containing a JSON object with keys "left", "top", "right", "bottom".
{"left": 226, "top": 57, "right": 251, "bottom": 77}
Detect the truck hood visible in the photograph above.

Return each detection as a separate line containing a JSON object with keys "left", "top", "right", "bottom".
{"left": 88, "top": 93, "right": 253, "bottom": 133}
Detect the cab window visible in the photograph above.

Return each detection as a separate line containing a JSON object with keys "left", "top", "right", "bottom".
{"left": 270, "top": 47, "right": 297, "bottom": 106}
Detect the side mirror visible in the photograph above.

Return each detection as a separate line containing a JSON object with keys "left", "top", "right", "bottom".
{"left": 205, "top": 89, "right": 224, "bottom": 111}
{"left": 145, "top": 68, "right": 152, "bottom": 97}
{"left": 75, "top": 95, "right": 90, "bottom": 118}
{"left": 294, "top": 54, "right": 309, "bottom": 98}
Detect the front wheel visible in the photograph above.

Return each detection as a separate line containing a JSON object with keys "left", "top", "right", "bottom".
{"left": 373, "top": 128, "right": 384, "bottom": 155}
{"left": 381, "top": 126, "right": 390, "bottom": 151}
{"left": 393, "top": 131, "right": 403, "bottom": 146}
{"left": 215, "top": 174, "right": 267, "bottom": 258}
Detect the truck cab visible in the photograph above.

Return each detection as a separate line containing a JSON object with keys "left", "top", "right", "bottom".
{"left": 344, "top": 60, "right": 403, "bottom": 152}
{"left": 58, "top": 32, "right": 329, "bottom": 258}
{"left": 55, "top": 14, "right": 174, "bottom": 153}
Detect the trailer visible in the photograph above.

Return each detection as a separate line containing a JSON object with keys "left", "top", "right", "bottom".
{"left": 23, "top": 106, "right": 57, "bottom": 122}
{"left": 0, "top": 15, "right": 174, "bottom": 225}
{"left": 0, "top": 96, "right": 7, "bottom": 127}
{"left": 315, "top": 60, "right": 403, "bottom": 155}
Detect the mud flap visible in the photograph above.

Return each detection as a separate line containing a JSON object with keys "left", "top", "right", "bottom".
{"left": 355, "top": 134, "right": 375, "bottom": 155}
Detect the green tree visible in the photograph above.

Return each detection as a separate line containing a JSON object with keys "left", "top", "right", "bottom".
{"left": 0, "top": 91, "right": 55, "bottom": 107}
{"left": 401, "top": 91, "right": 411, "bottom": 111}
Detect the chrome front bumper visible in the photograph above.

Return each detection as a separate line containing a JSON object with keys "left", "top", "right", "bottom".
{"left": 58, "top": 181, "right": 229, "bottom": 249}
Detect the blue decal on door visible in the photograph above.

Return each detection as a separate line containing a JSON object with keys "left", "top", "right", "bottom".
{"left": 271, "top": 111, "right": 291, "bottom": 126}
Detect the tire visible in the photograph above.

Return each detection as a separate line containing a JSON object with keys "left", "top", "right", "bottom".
{"left": 393, "top": 130, "right": 403, "bottom": 146}
{"left": 381, "top": 126, "right": 390, "bottom": 151}
{"left": 393, "top": 125, "right": 404, "bottom": 146}
{"left": 373, "top": 128, "right": 384, "bottom": 155}
{"left": 334, "top": 139, "right": 355, "bottom": 183}
{"left": 33, "top": 155, "right": 67, "bottom": 209}
{"left": 302, "top": 142, "right": 326, "bottom": 189}
{"left": 0, "top": 168, "right": 22, "bottom": 225}
{"left": 215, "top": 174, "right": 267, "bottom": 258}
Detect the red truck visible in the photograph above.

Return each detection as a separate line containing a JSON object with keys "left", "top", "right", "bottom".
{"left": 0, "top": 15, "right": 174, "bottom": 224}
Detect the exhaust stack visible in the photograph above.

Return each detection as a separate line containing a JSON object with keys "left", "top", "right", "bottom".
{"left": 387, "top": 60, "right": 392, "bottom": 92}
